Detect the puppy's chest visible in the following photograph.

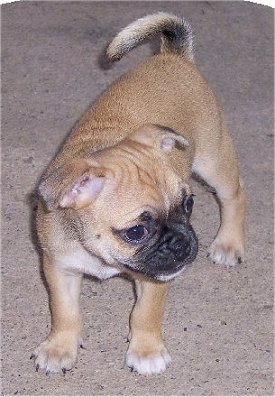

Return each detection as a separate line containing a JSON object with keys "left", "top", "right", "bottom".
{"left": 57, "top": 243, "right": 120, "bottom": 279}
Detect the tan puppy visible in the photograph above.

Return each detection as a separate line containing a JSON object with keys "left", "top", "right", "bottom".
{"left": 31, "top": 12, "right": 245, "bottom": 376}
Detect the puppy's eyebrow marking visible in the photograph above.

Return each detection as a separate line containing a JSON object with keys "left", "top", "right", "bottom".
{"left": 113, "top": 206, "right": 158, "bottom": 229}
{"left": 122, "top": 205, "right": 156, "bottom": 219}
{"left": 163, "top": 194, "right": 171, "bottom": 214}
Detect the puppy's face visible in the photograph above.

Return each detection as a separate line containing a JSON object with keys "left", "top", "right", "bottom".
{"left": 79, "top": 165, "right": 198, "bottom": 281}
{"left": 39, "top": 124, "right": 198, "bottom": 281}
{"left": 106, "top": 195, "right": 198, "bottom": 281}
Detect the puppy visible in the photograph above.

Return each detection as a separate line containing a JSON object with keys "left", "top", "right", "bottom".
{"left": 31, "top": 12, "right": 245, "bottom": 376}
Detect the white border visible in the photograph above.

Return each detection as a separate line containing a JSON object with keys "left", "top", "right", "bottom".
{"left": 0, "top": 0, "right": 274, "bottom": 6}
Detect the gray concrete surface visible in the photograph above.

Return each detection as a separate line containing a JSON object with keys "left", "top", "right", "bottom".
{"left": 1, "top": 1, "right": 274, "bottom": 395}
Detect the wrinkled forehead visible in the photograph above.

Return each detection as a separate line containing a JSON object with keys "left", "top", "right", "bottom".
{"left": 96, "top": 162, "right": 185, "bottom": 228}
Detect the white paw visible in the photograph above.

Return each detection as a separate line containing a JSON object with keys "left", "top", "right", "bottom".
{"left": 31, "top": 333, "right": 80, "bottom": 374}
{"left": 126, "top": 349, "right": 171, "bottom": 375}
{"left": 208, "top": 239, "right": 244, "bottom": 267}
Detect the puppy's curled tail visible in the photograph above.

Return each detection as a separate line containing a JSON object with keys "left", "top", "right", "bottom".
{"left": 106, "top": 12, "right": 194, "bottom": 62}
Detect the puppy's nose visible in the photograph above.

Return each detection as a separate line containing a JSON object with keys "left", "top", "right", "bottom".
{"left": 171, "top": 235, "right": 191, "bottom": 261}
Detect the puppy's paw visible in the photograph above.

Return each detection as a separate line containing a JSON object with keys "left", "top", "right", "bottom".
{"left": 208, "top": 237, "right": 244, "bottom": 267}
{"left": 126, "top": 347, "right": 171, "bottom": 375}
{"left": 31, "top": 332, "right": 81, "bottom": 374}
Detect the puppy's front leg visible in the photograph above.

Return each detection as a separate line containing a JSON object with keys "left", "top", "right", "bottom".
{"left": 126, "top": 279, "right": 171, "bottom": 375}
{"left": 32, "top": 254, "right": 83, "bottom": 374}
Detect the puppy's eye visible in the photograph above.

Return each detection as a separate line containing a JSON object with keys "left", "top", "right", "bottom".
{"left": 183, "top": 195, "right": 194, "bottom": 215}
{"left": 125, "top": 225, "right": 148, "bottom": 242}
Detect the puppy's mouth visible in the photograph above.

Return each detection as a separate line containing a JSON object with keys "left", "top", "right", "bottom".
{"left": 121, "top": 223, "right": 198, "bottom": 281}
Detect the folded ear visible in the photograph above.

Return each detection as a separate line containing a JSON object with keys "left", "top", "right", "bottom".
{"left": 128, "top": 124, "right": 189, "bottom": 154}
{"left": 38, "top": 159, "right": 106, "bottom": 211}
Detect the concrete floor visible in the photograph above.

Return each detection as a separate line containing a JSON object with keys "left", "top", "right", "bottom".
{"left": 1, "top": 1, "right": 274, "bottom": 395}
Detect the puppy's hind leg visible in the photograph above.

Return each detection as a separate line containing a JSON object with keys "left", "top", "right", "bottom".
{"left": 193, "top": 131, "right": 246, "bottom": 267}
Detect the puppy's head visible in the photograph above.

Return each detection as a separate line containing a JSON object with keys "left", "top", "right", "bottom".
{"left": 39, "top": 124, "right": 198, "bottom": 281}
